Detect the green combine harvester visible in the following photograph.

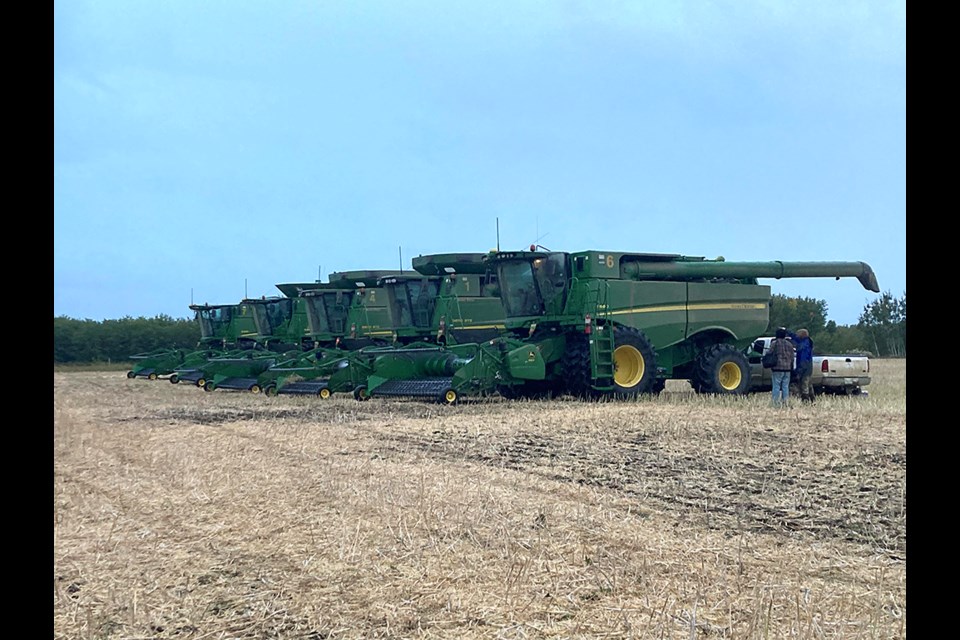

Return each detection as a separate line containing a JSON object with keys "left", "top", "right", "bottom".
{"left": 253, "top": 270, "right": 405, "bottom": 397}
{"left": 261, "top": 253, "right": 504, "bottom": 398}
{"left": 127, "top": 302, "right": 258, "bottom": 382}
{"left": 186, "top": 292, "right": 326, "bottom": 392}
{"left": 357, "top": 248, "right": 880, "bottom": 404}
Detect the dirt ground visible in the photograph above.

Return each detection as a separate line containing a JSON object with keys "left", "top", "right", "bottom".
{"left": 54, "top": 362, "right": 906, "bottom": 639}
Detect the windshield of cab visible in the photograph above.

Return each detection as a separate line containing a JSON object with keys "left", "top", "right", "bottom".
{"left": 306, "top": 292, "right": 352, "bottom": 334}
{"left": 197, "top": 307, "right": 232, "bottom": 338}
{"left": 498, "top": 254, "right": 568, "bottom": 317}
{"left": 253, "top": 299, "right": 292, "bottom": 334}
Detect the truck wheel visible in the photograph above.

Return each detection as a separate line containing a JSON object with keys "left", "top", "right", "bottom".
{"left": 612, "top": 326, "right": 657, "bottom": 397}
{"left": 693, "top": 344, "right": 751, "bottom": 395}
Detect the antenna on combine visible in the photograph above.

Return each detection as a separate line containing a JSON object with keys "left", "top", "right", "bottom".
{"left": 496, "top": 217, "right": 500, "bottom": 251}
{"left": 245, "top": 278, "right": 248, "bottom": 299}
{"left": 399, "top": 246, "right": 403, "bottom": 273}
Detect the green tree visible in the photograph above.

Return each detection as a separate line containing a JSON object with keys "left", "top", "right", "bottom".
{"left": 53, "top": 315, "right": 200, "bottom": 364}
{"left": 858, "top": 290, "right": 906, "bottom": 357}
{"left": 768, "top": 294, "right": 828, "bottom": 335}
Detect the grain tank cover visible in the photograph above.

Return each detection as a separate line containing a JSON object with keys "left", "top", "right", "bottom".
{"left": 411, "top": 253, "right": 490, "bottom": 275}
{"left": 276, "top": 270, "right": 405, "bottom": 297}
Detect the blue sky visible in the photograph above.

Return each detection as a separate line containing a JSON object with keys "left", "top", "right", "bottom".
{"left": 54, "top": 1, "right": 905, "bottom": 326}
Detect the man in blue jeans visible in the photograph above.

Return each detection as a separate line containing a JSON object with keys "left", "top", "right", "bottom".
{"left": 769, "top": 327, "right": 797, "bottom": 408}
{"left": 788, "top": 328, "right": 815, "bottom": 402}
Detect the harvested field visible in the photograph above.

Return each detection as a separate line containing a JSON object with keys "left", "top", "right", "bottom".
{"left": 54, "top": 360, "right": 906, "bottom": 639}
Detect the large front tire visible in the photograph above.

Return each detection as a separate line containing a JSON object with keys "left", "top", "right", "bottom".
{"left": 692, "top": 344, "right": 751, "bottom": 395}
{"left": 561, "top": 333, "right": 600, "bottom": 399}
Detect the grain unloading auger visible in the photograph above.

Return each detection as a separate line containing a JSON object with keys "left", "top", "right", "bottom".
{"left": 359, "top": 249, "right": 880, "bottom": 404}
{"left": 127, "top": 302, "right": 259, "bottom": 382}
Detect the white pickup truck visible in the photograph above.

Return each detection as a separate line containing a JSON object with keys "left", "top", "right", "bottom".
{"left": 746, "top": 337, "right": 871, "bottom": 396}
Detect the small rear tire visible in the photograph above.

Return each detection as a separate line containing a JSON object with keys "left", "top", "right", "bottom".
{"left": 196, "top": 378, "right": 207, "bottom": 388}
{"left": 318, "top": 387, "right": 332, "bottom": 399}
{"left": 353, "top": 385, "right": 369, "bottom": 401}
{"left": 264, "top": 384, "right": 278, "bottom": 397}
{"left": 249, "top": 384, "right": 262, "bottom": 394}
{"left": 126, "top": 371, "right": 136, "bottom": 379}
{"left": 203, "top": 381, "right": 215, "bottom": 392}
{"left": 169, "top": 374, "right": 179, "bottom": 384}
{"left": 148, "top": 372, "right": 158, "bottom": 381}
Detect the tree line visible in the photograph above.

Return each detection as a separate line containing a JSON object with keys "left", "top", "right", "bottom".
{"left": 767, "top": 290, "right": 906, "bottom": 357}
{"left": 53, "top": 291, "right": 906, "bottom": 364}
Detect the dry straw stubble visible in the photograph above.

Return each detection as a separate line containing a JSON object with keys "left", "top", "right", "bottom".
{"left": 54, "top": 359, "right": 906, "bottom": 639}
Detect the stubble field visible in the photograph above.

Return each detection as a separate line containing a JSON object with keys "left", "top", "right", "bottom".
{"left": 54, "top": 360, "right": 906, "bottom": 639}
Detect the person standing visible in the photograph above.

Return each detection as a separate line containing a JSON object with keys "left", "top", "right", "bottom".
{"left": 769, "top": 327, "right": 797, "bottom": 408}
{"left": 788, "top": 328, "right": 815, "bottom": 402}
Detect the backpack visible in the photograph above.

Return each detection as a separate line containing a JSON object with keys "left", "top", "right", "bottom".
{"left": 761, "top": 345, "right": 778, "bottom": 369}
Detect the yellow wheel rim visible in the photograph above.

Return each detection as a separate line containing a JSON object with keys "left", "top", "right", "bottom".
{"left": 197, "top": 379, "right": 206, "bottom": 388}
{"left": 444, "top": 390, "right": 457, "bottom": 403}
{"left": 613, "top": 345, "right": 645, "bottom": 388}
{"left": 148, "top": 373, "right": 157, "bottom": 380}
{"left": 250, "top": 385, "right": 261, "bottom": 394}
{"left": 319, "top": 388, "right": 331, "bottom": 399}
{"left": 718, "top": 362, "right": 742, "bottom": 391}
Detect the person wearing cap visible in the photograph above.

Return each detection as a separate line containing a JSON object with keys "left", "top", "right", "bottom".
{"left": 787, "top": 328, "right": 815, "bottom": 402}
{"left": 769, "top": 327, "right": 797, "bottom": 409}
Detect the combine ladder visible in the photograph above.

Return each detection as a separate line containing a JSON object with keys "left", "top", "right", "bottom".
{"left": 585, "top": 282, "right": 615, "bottom": 390}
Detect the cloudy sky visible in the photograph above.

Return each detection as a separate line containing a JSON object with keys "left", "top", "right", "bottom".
{"left": 54, "top": 0, "right": 905, "bottom": 326}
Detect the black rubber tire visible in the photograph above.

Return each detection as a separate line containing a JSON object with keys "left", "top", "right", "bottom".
{"left": 561, "top": 333, "right": 600, "bottom": 399}
{"left": 611, "top": 326, "right": 657, "bottom": 397}
{"left": 249, "top": 384, "right": 262, "bottom": 394}
{"left": 692, "top": 344, "right": 751, "bottom": 395}
{"left": 438, "top": 388, "right": 459, "bottom": 405}
{"left": 126, "top": 371, "right": 136, "bottom": 379}
{"left": 318, "top": 387, "right": 332, "bottom": 399}
{"left": 148, "top": 372, "right": 158, "bottom": 381}
{"left": 353, "top": 385, "right": 369, "bottom": 402}
{"left": 196, "top": 378, "right": 207, "bottom": 388}
{"left": 169, "top": 374, "right": 179, "bottom": 384}
{"left": 203, "top": 381, "right": 215, "bottom": 392}
{"left": 264, "top": 384, "right": 278, "bottom": 397}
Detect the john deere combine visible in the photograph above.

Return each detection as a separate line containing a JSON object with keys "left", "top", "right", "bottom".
{"left": 263, "top": 253, "right": 504, "bottom": 399}
{"left": 254, "top": 270, "right": 404, "bottom": 397}
{"left": 184, "top": 293, "right": 321, "bottom": 392}
{"left": 358, "top": 249, "right": 880, "bottom": 404}
{"left": 127, "top": 302, "right": 258, "bottom": 382}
